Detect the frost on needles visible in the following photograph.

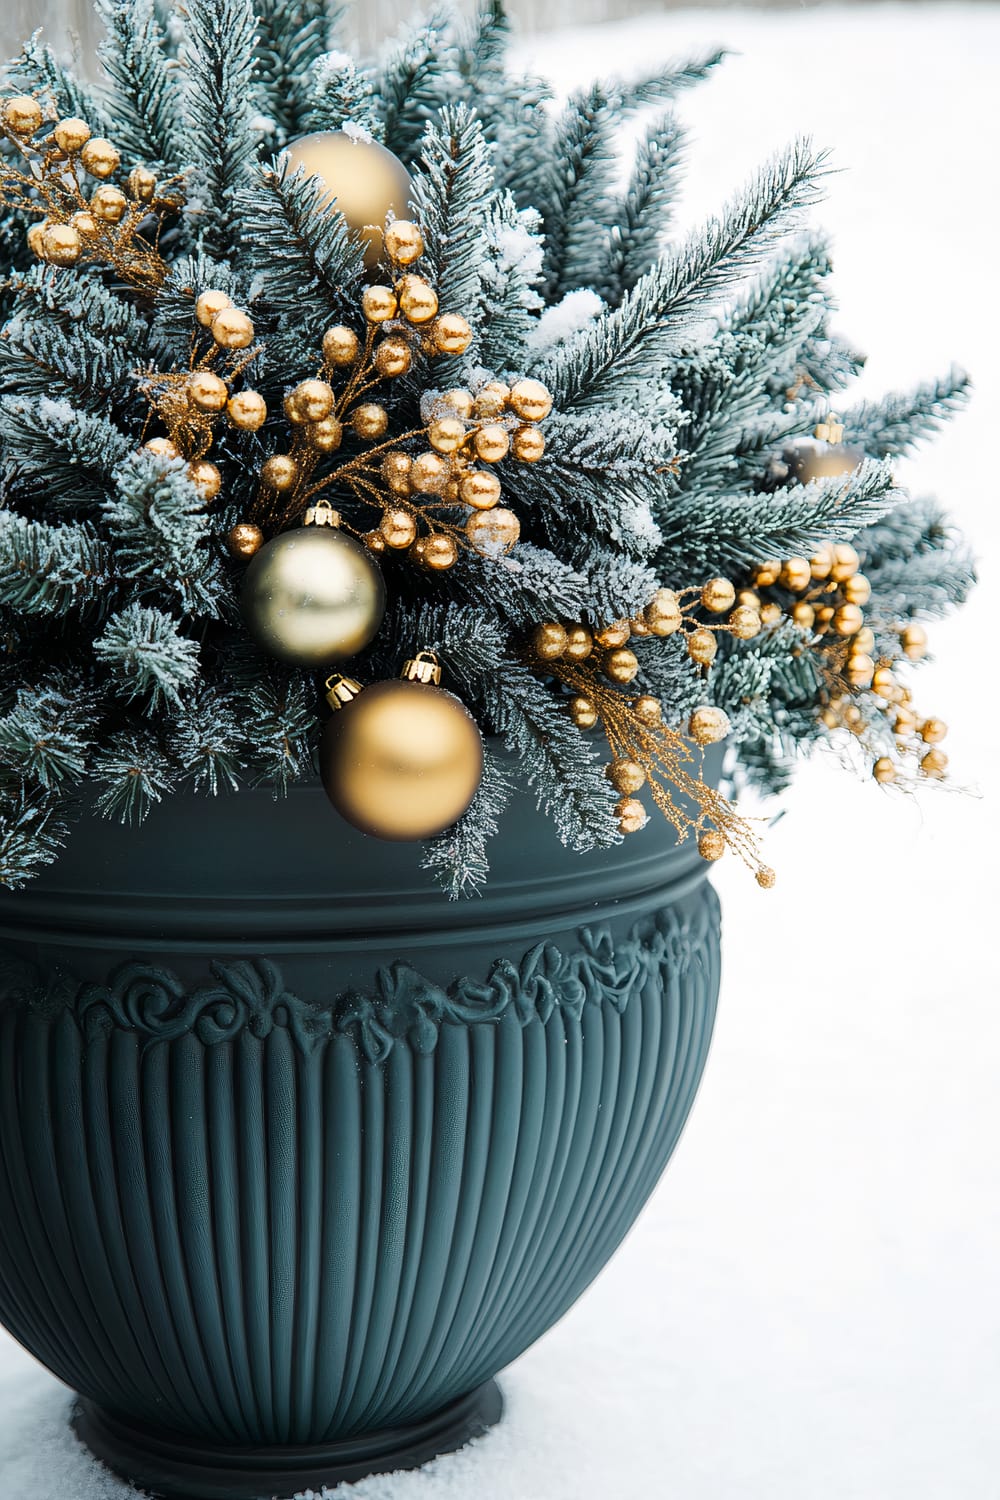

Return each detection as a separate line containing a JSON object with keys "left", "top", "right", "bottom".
{"left": 0, "top": 0, "right": 973, "bottom": 894}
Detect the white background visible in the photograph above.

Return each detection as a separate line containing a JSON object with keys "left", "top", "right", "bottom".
{"left": 2, "top": 6, "right": 998, "bottom": 1495}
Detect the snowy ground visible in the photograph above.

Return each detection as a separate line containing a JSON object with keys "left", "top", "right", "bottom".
{"left": 2, "top": 6, "right": 998, "bottom": 1496}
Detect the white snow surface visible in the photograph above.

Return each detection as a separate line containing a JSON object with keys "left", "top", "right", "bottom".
{"left": 2, "top": 6, "right": 998, "bottom": 1495}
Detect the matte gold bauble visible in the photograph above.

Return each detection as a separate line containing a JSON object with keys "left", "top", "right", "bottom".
{"left": 3, "top": 96, "right": 43, "bottom": 137}
{"left": 227, "top": 521, "right": 264, "bottom": 560}
{"left": 80, "top": 137, "right": 120, "bottom": 179}
{"left": 242, "top": 515, "right": 385, "bottom": 666}
{"left": 54, "top": 117, "right": 91, "bottom": 153}
{"left": 188, "top": 370, "right": 229, "bottom": 413}
{"left": 284, "top": 131, "right": 413, "bottom": 271}
{"left": 323, "top": 324, "right": 360, "bottom": 365}
{"left": 321, "top": 657, "right": 484, "bottom": 841}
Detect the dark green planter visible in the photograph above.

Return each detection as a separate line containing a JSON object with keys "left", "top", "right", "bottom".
{"left": 0, "top": 772, "right": 721, "bottom": 1498}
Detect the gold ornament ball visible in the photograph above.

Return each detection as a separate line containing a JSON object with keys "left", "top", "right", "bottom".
{"left": 629, "top": 615, "right": 650, "bottom": 637}
{"left": 211, "top": 307, "right": 255, "bottom": 350}
{"left": 779, "top": 557, "right": 811, "bottom": 593}
{"left": 382, "top": 451, "right": 413, "bottom": 494}
{"left": 188, "top": 460, "right": 222, "bottom": 500}
{"left": 384, "top": 219, "right": 425, "bottom": 265}
{"left": 321, "top": 677, "right": 483, "bottom": 841}
{"left": 532, "top": 622, "right": 568, "bottom": 660}
{"left": 834, "top": 603, "right": 864, "bottom": 637}
{"left": 831, "top": 542, "right": 861, "bottom": 582}
{"left": 698, "top": 829, "right": 726, "bottom": 862}
{"left": 894, "top": 707, "right": 917, "bottom": 738}
{"left": 760, "top": 602, "right": 784, "bottom": 627}
{"left": 810, "top": 543, "right": 835, "bottom": 580}
{"left": 512, "top": 424, "right": 546, "bottom": 463}
{"left": 128, "top": 166, "right": 157, "bottom": 201}
{"left": 845, "top": 652, "right": 875, "bottom": 688}
{"left": 144, "top": 436, "right": 180, "bottom": 459}
{"left": 285, "top": 379, "right": 334, "bottom": 425}
{"left": 604, "top": 647, "right": 639, "bottom": 684}
{"left": 920, "top": 747, "right": 948, "bottom": 779}
{"left": 644, "top": 589, "right": 682, "bottom": 637}
{"left": 901, "top": 622, "right": 928, "bottom": 660}
{"left": 428, "top": 416, "right": 467, "bottom": 455}
{"left": 737, "top": 589, "right": 761, "bottom": 610}
{"left": 617, "top": 797, "right": 647, "bottom": 834}
{"left": 564, "top": 624, "right": 593, "bottom": 661}
{"left": 791, "top": 601, "right": 816, "bottom": 629}
{"left": 466, "top": 507, "right": 520, "bottom": 557}
{"left": 80, "top": 137, "right": 120, "bottom": 179}
{"left": 397, "top": 275, "right": 439, "bottom": 324}
{"left": 687, "top": 628, "right": 718, "bottom": 666}
{"left": 365, "top": 530, "right": 387, "bottom": 553}
{"left": 688, "top": 705, "right": 730, "bottom": 745}
{"left": 474, "top": 424, "right": 510, "bottom": 464}
{"left": 227, "top": 390, "right": 268, "bottom": 431}
{"left": 570, "top": 694, "right": 598, "bottom": 729}
{"left": 410, "top": 451, "right": 449, "bottom": 494}
{"left": 90, "top": 185, "right": 128, "bottom": 223}
{"left": 595, "top": 621, "right": 631, "bottom": 649}
{"left": 375, "top": 336, "right": 413, "bottom": 378}
{"left": 844, "top": 573, "right": 872, "bottom": 606}
{"left": 308, "top": 416, "right": 344, "bottom": 453}
{"left": 474, "top": 382, "right": 510, "bottom": 418}
{"left": 3, "top": 96, "right": 43, "bottom": 137}
{"left": 196, "top": 289, "right": 232, "bottom": 327}
{"left": 226, "top": 521, "right": 264, "bottom": 561}
{"left": 701, "top": 577, "right": 736, "bottom": 613}
{"left": 508, "top": 379, "right": 553, "bottom": 423}
{"left": 54, "top": 116, "right": 92, "bottom": 153}
{"left": 634, "top": 695, "right": 662, "bottom": 725}
{"left": 606, "top": 758, "right": 646, "bottom": 794}
{"left": 413, "top": 533, "right": 459, "bottom": 571}
{"left": 920, "top": 717, "right": 948, "bottom": 745}
{"left": 284, "top": 131, "right": 413, "bottom": 271}
{"left": 729, "top": 605, "right": 761, "bottom": 640}
{"left": 853, "top": 625, "right": 876, "bottom": 656}
{"left": 756, "top": 866, "right": 776, "bottom": 890}
{"left": 261, "top": 453, "right": 299, "bottom": 492}
{"left": 27, "top": 223, "right": 48, "bottom": 258}
{"left": 242, "top": 523, "right": 385, "bottom": 667}
{"left": 443, "top": 389, "right": 475, "bottom": 420}
{"left": 754, "top": 560, "right": 781, "bottom": 588}
{"left": 873, "top": 756, "right": 897, "bottom": 785}
{"left": 42, "top": 224, "right": 82, "bottom": 267}
{"left": 460, "top": 470, "right": 502, "bottom": 510}
{"left": 433, "top": 313, "right": 473, "bottom": 355}
{"left": 352, "top": 403, "right": 389, "bottom": 440}
{"left": 380, "top": 508, "right": 418, "bottom": 549}
{"left": 188, "top": 370, "right": 229, "bottom": 414}
{"left": 871, "top": 665, "right": 898, "bottom": 700}
{"left": 843, "top": 704, "right": 863, "bottom": 729}
{"left": 362, "top": 285, "right": 398, "bottom": 323}
{"left": 323, "top": 324, "right": 360, "bottom": 366}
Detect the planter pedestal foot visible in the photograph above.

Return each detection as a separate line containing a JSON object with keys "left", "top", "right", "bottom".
{"left": 72, "top": 1382, "right": 504, "bottom": 1499}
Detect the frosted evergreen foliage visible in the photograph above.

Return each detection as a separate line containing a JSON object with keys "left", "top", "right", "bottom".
{"left": 0, "top": 0, "right": 972, "bottom": 893}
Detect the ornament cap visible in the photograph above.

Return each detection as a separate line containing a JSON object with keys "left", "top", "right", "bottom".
{"left": 325, "top": 674, "right": 364, "bottom": 711}
{"left": 305, "top": 500, "right": 342, "bottom": 528}
{"left": 401, "top": 650, "right": 442, "bottom": 686}
{"left": 814, "top": 414, "right": 845, "bottom": 445}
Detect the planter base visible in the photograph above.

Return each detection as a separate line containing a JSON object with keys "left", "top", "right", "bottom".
{"left": 72, "top": 1382, "right": 504, "bottom": 1499}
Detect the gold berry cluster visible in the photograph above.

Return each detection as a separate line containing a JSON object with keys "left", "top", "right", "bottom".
{"left": 749, "top": 543, "right": 948, "bottom": 785}
{"left": 239, "top": 219, "right": 550, "bottom": 571}
{"left": 1, "top": 94, "right": 180, "bottom": 290}
{"left": 137, "top": 289, "right": 263, "bottom": 508}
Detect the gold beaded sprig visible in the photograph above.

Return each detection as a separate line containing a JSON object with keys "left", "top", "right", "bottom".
{"left": 238, "top": 220, "right": 548, "bottom": 571}
{"left": 1, "top": 94, "right": 181, "bottom": 291}
{"left": 137, "top": 291, "right": 264, "bottom": 506}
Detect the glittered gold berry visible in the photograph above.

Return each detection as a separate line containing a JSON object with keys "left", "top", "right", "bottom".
{"left": 285, "top": 379, "right": 335, "bottom": 425}
{"left": 845, "top": 652, "right": 875, "bottom": 687}
{"left": 474, "top": 382, "right": 510, "bottom": 418}
{"left": 687, "top": 628, "right": 718, "bottom": 666}
{"left": 532, "top": 622, "right": 568, "bottom": 660}
{"left": 617, "top": 797, "right": 647, "bottom": 834}
{"left": 701, "top": 577, "right": 736, "bottom": 613}
{"left": 261, "top": 453, "right": 298, "bottom": 491}
{"left": 606, "top": 758, "right": 646, "bottom": 795}
{"left": 433, "top": 313, "right": 473, "bottom": 355}
{"left": 90, "top": 185, "right": 128, "bottom": 223}
{"left": 53, "top": 116, "right": 91, "bottom": 154}
{"left": 844, "top": 573, "right": 872, "bottom": 606}
{"left": 227, "top": 390, "right": 267, "bottom": 431}
{"left": 474, "top": 424, "right": 510, "bottom": 464}
{"left": 397, "top": 275, "right": 438, "bottom": 324}
{"left": 443, "top": 388, "right": 475, "bottom": 420}
{"left": 410, "top": 450, "right": 449, "bottom": 494}
{"left": 604, "top": 647, "right": 639, "bottom": 684}
{"left": 698, "top": 829, "right": 726, "bottom": 862}
{"left": 564, "top": 625, "right": 593, "bottom": 661}
{"left": 791, "top": 601, "right": 815, "bottom": 629}
{"left": 307, "top": 416, "right": 343, "bottom": 453}
{"left": 754, "top": 560, "right": 781, "bottom": 587}
{"left": 508, "top": 378, "right": 552, "bottom": 422}
{"left": 384, "top": 219, "right": 424, "bottom": 265}
{"left": 873, "top": 757, "right": 897, "bottom": 785}
{"left": 144, "top": 436, "right": 180, "bottom": 459}
{"left": 414, "top": 533, "right": 458, "bottom": 571}
{"left": 128, "top": 166, "right": 157, "bottom": 201}
{"left": 3, "top": 96, "right": 43, "bottom": 137}
{"left": 351, "top": 403, "right": 389, "bottom": 440}
{"left": 466, "top": 507, "right": 520, "bottom": 557}
{"left": 756, "top": 866, "right": 776, "bottom": 889}
{"left": 211, "top": 307, "right": 255, "bottom": 349}
{"left": 323, "top": 324, "right": 360, "bottom": 365}
{"left": 779, "top": 557, "right": 811, "bottom": 592}
{"left": 226, "top": 521, "right": 264, "bottom": 560}
{"left": 688, "top": 705, "right": 730, "bottom": 745}
{"left": 195, "top": 289, "right": 232, "bottom": 328}
{"left": 570, "top": 694, "right": 598, "bottom": 729}
{"left": 901, "top": 622, "right": 928, "bottom": 661}
{"left": 374, "top": 336, "right": 412, "bottom": 378}
{"left": 381, "top": 509, "right": 417, "bottom": 549}
{"left": 920, "top": 717, "right": 948, "bottom": 745}
{"left": 188, "top": 459, "right": 222, "bottom": 500}
{"left": 459, "top": 469, "right": 502, "bottom": 510}
{"left": 833, "top": 603, "right": 864, "bottom": 637}
{"left": 644, "top": 589, "right": 682, "bottom": 636}
{"left": 728, "top": 605, "right": 761, "bottom": 640}
{"left": 809, "top": 543, "right": 835, "bottom": 580}
{"left": 382, "top": 451, "right": 413, "bottom": 494}
{"left": 633, "top": 695, "right": 662, "bottom": 725}
{"left": 362, "top": 285, "right": 398, "bottom": 323}
{"left": 428, "top": 416, "right": 467, "bottom": 455}
{"left": 831, "top": 542, "right": 861, "bottom": 582}
{"left": 512, "top": 425, "right": 546, "bottom": 463}
{"left": 41, "top": 224, "right": 82, "bottom": 266}
{"left": 188, "top": 370, "right": 229, "bottom": 414}
{"left": 595, "top": 621, "right": 631, "bottom": 649}
{"left": 920, "top": 747, "right": 948, "bottom": 779}
{"left": 80, "top": 137, "right": 120, "bottom": 179}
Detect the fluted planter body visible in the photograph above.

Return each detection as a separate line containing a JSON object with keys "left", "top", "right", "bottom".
{"left": 0, "top": 774, "right": 720, "bottom": 1498}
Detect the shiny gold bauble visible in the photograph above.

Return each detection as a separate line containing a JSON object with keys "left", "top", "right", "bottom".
{"left": 433, "top": 313, "right": 473, "bottom": 355}
{"left": 466, "top": 507, "right": 520, "bottom": 557}
{"left": 901, "top": 622, "right": 927, "bottom": 660}
{"left": 90, "top": 185, "right": 128, "bottom": 223}
{"left": 569, "top": 694, "right": 598, "bottom": 729}
{"left": 3, "top": 96, "right": 43, "bottom": 137}
{"left": 701, "top": 577, "right": 736, "bottom": 613}
{"left": 833, "top": 603, "right": 864, "bottom": 637}
{"left": 428, "top": 416, "right": 467, "bottom": 455}
{"left": 188, "top": 370, "right": 229, "bottom": 413}
{"left": 352, "top": 403, "right": 389, "bottom": 440}
{"left": 285, "top": 379, "right": 334, "bottom": 424}
{"left": 595, "top": 621, "right": 631, "bottom": 649}
{"left": 634, "top": 695, "right": 662, "bottom": 725}
{"left": 687, "top": 628, "right": 718, "bottom": 666}
{"left": 410, "top": 451, "right": 449, "bottom": 494}
{"left": 791, "top": 601, "right": 815, "bottom": 629}
{"left": 779, "top": 557, "right": 811, "bottom": 593}
{"left": 458, "top": 470, "right": 501, "bottom": 510}
{"left": 508, "top": 379, "right": 552, "bottom": 422}
{"left": 443, "top": 389, "right": 475, "bottom": 420}
{"left": 756, "top": 866, "right": 776, "bottom": 890}
{"left": 474, "top": 424, "right": 510, "bottom": 464}
{"left": 474, "top": 382, "right": 510, "bottom": 418}
{"left": 321, "top": 678, "right": 483, "bottom": 840}
{"left": 188, "top": 459, "right": 222, "bottom": 500}
{"left": 893, "top": 707, "right": 917, "bottom": 738}
{"left": 564, "top": 624, "right": 593, "bottom": 661}
{"left": 80, "top": 137, "right": 120, "bottom": 178}
{"left": 413, "top": 533, "right": 459, "bottom": 571}
{"left": 54, "top": 117, "right": 92, "bottom": 153}
{"left": 242, "top": 522, "right": 385, "bottom": 666}
{"left": 284, "top": 131, "right": 413, "bottom": 271}
{"left": 688, "top": 705, "right": 730, "bottom": 745}
{"left": 261, "top": 453, "right": 299, "bottom": 492}
{"left": 644, "top": 589, "right": 682, "bottom": 637}
{"left": 380, "top": 508, "right": 417, "bottom": 549}
{"left": 873, "top": 757, "right": 897, "bottom": 785}
{"left": 604, "top": 647, "right": 639, "bottom": 684}
{"left": 871, "top": 665, "right": 898, "bottom": 700}
{"left": 382, "top": 451, "right": 413, "bottom": 494}
{"left": 226, "top": 521, "right": 264, "bottom": 560}
{"left": 606, "top": 758, "right": 645, "bottom": 795}
{"left": 307, "top": 416, "right": 344, "bottom": 453}
{"left": 920, "top": 717, "right": 948, "bottom": 745}
{"left": 196, "top": 289, "right": 231, "bottom": 327}
{"left": 128, "top": 166, "right": 157, "bottom": 201}
{"left": 830, "top": 542, "right": 861, "bottom": 582}
{"left": 532, "top": 622, "right": 568, "bottom": 660}
{"left": 362, "top": 285, "right": 398, "bottom": 322}
{"left": 227, "top": 390, "right": 267, "bottom": 431}
{"left": 396, "top": 275, "right": 438, "bottom": 324}
{"left": 759, "top": 602, "right": 784, "bottom": 627}
{"left": 512, "top": 424, "right": 546, "bottom": 463}
{"left": 616, "top": 797, "right": 646, "bottom": 834}
{"left": 843, "top": 573, "right": 871, "bottom": 606}
{"left": 729, "top": 605, "right": 761, "bottom": 640}
{"left": 809, "top": 543, "right": 835, "bottom": 580}
{"left": 144, "top": 436, "right": 180, "bottom": 459}
{"left": 845, "top": 652, "right": 875, "bottom": 687}
{"left": 920, "top": 747, "right": 948, "bottom": 779}
{"left": 698, "top": 829, "right": 726, "bottom": 862}
{"left": 384, "top": 219, "right": 424, "bottom": 264}
{"left": 41, "top": 224, "right": 82, "bottom": 267}
{"left": 375, "top": 336, "right": 412, "bottom": 378}
{"left": 211, "top": 307, "right": 255, "bottom": 349}
{"left": 323, "top": 324, "right": 360, "bottom": 365}
{"left": 754, "top": 560, "right": 781, "bottom": 588}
